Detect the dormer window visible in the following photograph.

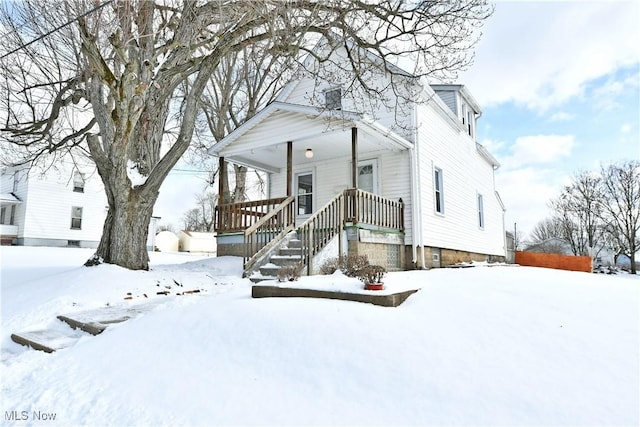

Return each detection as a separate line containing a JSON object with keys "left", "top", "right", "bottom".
{"left": 325, "top": 88, "right": 342, "bottom": 110}
{"left": 73, "top": 171, "right": 85, "bottom": 193}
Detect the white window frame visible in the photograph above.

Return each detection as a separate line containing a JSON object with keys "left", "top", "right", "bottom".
{"left": 73, "top": 170, "right": 85, "bottom": 193}
{"left": 295, "top": 171, "right": 314, "bottom": 218}
{"left": 357, "top": 158, "right": 379, "bottom": 194}
{"left": 434, "top": 167, "right": 444, "bottom": 214}
{"left": 70, "top": 206, "right": 83, "bottom": 230}
{"left": 477, "top": 193, "right": 484, "bottom": 229}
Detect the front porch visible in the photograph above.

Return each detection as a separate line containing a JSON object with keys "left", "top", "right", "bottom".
{"left": 208, "top": 102, "right": 414, "bottom": 278}
{"left": 215, "top": 188, "right": 405, "bottom": 277}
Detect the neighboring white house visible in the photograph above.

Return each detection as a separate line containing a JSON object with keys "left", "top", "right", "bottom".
{"left": 0, "top": 162, "right": 159, "bottom": 250}
{"left": 178, "top": 230, "right": 216, "bottom": 254}
{"left": 209, "top": 38, "right": 506, "bottom": 275}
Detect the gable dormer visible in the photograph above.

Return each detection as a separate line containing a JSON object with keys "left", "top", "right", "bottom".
{"left": 430, "top": 84, "right": 482, "bottom": 141}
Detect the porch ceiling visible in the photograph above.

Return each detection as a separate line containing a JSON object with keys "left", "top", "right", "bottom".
{"left": 209, "top": 102, "right": 413, "bottom": 173}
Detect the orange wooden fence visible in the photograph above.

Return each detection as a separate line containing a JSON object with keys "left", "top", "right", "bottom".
{"left": 515, "top": 251, "right": 593, "bottom": 273}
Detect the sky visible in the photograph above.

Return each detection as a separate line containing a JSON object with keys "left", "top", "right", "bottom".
{"left": 459, "top": 0, "right": 640, "bottom": 239}
{"left": 155, "top": 0, "right": 640, "bottom": 238}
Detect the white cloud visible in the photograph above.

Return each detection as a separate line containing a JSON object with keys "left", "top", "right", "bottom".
{"left": 506, "top": 134, "right": 576, "bottom": 168}
{"left": 496, "top": 167, "right": 568, "bottom": 239}
{"left": 460, "top": 1, "right": 640, "bottom": 112}
{"left": 620, "top": 123, "right": 632, "bottom": 134}
{"left": 549, "top": 111, "right": 575, "bottom": 122}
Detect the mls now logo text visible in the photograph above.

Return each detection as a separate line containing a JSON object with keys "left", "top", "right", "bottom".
{"left": 5, "top": 410, "right": 57, "bottom": 422}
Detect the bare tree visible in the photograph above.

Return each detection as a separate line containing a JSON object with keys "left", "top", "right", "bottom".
{"left": 182, "top": 190, "right": 216, "bottom": 232}
{"left": 600, "top": 161, "right": 640, "bottom": 274}
{"left": 550, "top": 171, "right": 604, "bottom": 257}
{"left": 529, "top": 217, "right": 564, "bottom": 245}
{"left": 0, "top": 0, "right": 492, "bottom": 270}
{"left": 196, "top": 45, "right": 289, "bottom": 204}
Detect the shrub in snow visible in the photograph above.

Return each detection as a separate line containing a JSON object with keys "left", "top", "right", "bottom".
{"left": 320, "top": 254, "right": 370, "bottom": 278}
{"left": 357, "top": 265, "right": 386, "bottom": 284}
{"left": 277, "top": 265, "right": 301, "bottom": 282}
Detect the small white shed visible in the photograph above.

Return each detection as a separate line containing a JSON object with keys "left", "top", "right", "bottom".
{"left": 179, "top": 230, "right": 216, "bottom": 254}
{"left": 155, "top": 230, "right": 179, "bottom": 252}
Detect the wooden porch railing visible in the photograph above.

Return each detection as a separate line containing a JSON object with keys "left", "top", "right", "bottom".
{"left": 298, "top": 192, "right": 345, "bottom": 275}
{"left": 298, "top": 189, "right": 404, "bottom": 275}
{"left": 218, "top": 189, "right": 405, "bottom": 277}
{"left": 215, "top": 197, "right": 289, "bottom": 233}
{"left": 243, "top": 196, "right": 295, "bottom": 272}
{"left": 344, "top": 188, "right": 404, "bottom": 232}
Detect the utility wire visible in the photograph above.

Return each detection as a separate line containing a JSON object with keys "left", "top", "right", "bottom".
{"left": 0, "top": 0, "right": 115, "bottom": 60}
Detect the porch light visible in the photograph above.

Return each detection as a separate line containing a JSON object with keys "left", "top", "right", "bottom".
{"left": 305, "top": 148, "right": 314, "bottom": 158}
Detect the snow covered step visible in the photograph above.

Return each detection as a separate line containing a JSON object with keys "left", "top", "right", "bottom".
{"left": 249, "top": 275, "right": 276, "bottom": 284}
{"left": 11, "top": 328, "right": 85, "bottom": 353}
{"left": 269, "top": 255, "right": 303, "bottom": 267}
{"left": 279, "top": 247, "right": 302, "bottom": 256}
{"left": 57, "top": 303, "right": 160, "bottom": 335}
{"left": 287, "top": 239, "right": 302, "bottom": 248}
{"left": 259, "top": 264, "right": 281, "bottom": 277}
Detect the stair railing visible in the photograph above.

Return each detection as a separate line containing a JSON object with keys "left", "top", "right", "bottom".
{"left": 243, "top": 195, "right": 295, "bottom": 272}
{"left": 297, "top": 191, "right": 345, "bottom": 275}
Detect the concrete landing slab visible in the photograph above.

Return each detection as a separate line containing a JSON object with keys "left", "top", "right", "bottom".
{"left": 11, "top": 329, "right": 84, "bottom": 353}
{"left": 252, "top": 286, "right": 419, "bottom": 307}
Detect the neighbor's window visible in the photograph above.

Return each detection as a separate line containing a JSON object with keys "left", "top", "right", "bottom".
{"left": 73, "top": 171, "right": 85, "bottom": 193}
{"left": 325, "top": 88, "right": 342, "bottom": 110}
{"left": 477, "top": 193, "right": 484, "bottom": 228}
{"left": 434, "top": 168, "right": 444, "bottom": 214}
{"left": 0, "top": 207, "right": 5, "bottom": 224}
{"left": 70, "top": 206, "right": 83, "bottom": 230}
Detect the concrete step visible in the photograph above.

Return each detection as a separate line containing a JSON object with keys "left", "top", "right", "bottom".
{"left": 57, "top": 302, "right": 161, "bottom": 335}
{"left": 269, "top": 255, "right": 303, "bottom": 267}
{"left": 279, "top": 247, "right": 302, "bottom": 256}
{"left": 11, "top": 328, "right": 85, "bottom": 353}
{"left": 249, "top": 275, "right": 277, "bottom": 284}
{"left": 259, "top": 264, "right": 281, "bottom": 277}
{"left": 287, "top": 239, "right": 302, "bottom": 248}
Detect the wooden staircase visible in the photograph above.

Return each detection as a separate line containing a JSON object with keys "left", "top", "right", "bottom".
{"left": 249, "top": 233, "right": 303, "bottom": 283}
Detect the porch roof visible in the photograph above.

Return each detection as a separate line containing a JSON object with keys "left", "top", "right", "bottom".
{"left": 0, "top": 193, "right": 22, "bottom": 205}
{"left": 208, "top": 102, "right": 413, "bottom": 173}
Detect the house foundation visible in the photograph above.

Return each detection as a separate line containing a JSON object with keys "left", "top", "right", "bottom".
{"left": 405, "top": 245, "right": 506, "bottom": 269}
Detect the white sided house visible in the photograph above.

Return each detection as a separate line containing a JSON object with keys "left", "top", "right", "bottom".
{"left": 0, "top": 163, "right": 108, "bottom": 248}
{"left": 0, "top": 163, "right": 159, "bottom": 249}
{"left": 209, "top": 42, "right": 506, "bottom": 278}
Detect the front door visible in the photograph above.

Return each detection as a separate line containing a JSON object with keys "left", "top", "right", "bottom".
{"left": 295, "top": 171, "right": 313, "bottom": 220}
{"left": 358, "top": 159, "right": 378, "bottom": 194}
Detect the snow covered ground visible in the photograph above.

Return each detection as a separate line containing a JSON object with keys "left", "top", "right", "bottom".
{"left": 1, "top": 246, "right": 639, "bottom": 426}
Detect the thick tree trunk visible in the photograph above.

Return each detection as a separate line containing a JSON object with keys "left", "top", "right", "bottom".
{"left": 86, "top": 179, "right": 158, "bottom": 271}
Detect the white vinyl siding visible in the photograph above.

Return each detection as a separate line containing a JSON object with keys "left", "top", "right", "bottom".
{"left": 415, "top": 100, "right": 504, "bottom": 257}
{"left": 7, "top": 163, "right": 108, "bottom": 243}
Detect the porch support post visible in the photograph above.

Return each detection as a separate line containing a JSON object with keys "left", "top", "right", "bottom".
{"left": 351, "top": 127, "right": 358, "bottom": 188}
{"left": 218, "top": 156, "right": 227, "bottom": 205}
{"left": 286, "top": 141, "right": 293, "bottom": 197}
